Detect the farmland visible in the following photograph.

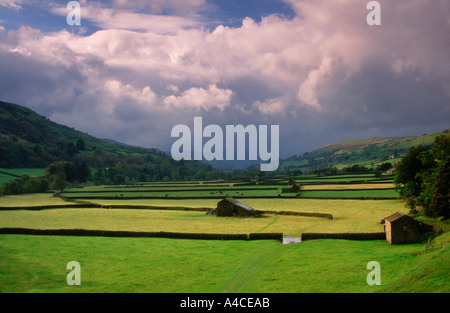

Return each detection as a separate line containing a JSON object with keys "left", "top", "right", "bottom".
{"left": 0, "top": 168, "right": 46, "bottom": 185}
{"left": 0, "top": 173, "right": 448, "bottom": 293}
{"left": 280, "top": 129, "right": 450, "bottom": 173}
{"left": 1, "top": 234, "right": 437, "bottom": 293}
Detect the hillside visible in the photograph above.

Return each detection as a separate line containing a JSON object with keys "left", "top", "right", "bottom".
{"left": 378, "top": 231, "right": 450, "bottom": 293}
{"left": 0, "top": 101, "right": 215, "bottom": 181}
{"left": 0, "top": 100, "right": 167, "bottom": 168}
{"left": 281, "top": 129, "right": 450, "bottom": 173}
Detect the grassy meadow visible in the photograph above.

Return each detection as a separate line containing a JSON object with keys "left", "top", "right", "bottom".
{"left": 0, "top": 173, "right": 448, "bottom": 293}
{"left": 0, "top": 193, "right": 69, "bottom": 207}
{"left": 0, "top": 195, "right": 407, "bottom": 236}
{"left": 0, "top": 168, "right": 46, "bottom": 185}
{"left": 1, "top": 234, "right": 447, "bottom": 293}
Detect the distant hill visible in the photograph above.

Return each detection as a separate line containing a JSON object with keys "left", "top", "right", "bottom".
{"left": 0, "top": 100, "right": 169, "bottom": 168}
{"left": 99, "top": 138, "right": 151, "bottom": 150}
{"left": 0, "top": 100, "right": 220, "bottom": 183}
{"left": 281, "top": 129, "right": 450, "bottom": 173}
{"left": 3, "top": 100, "right": 448, "bottom": 178}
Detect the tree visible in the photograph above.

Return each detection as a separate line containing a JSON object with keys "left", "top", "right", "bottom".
{"left": 75, "top": 160, "right": 91, "bottom": 183}
{"left": 419, "top": 135, "right": 450, "bottom": 215}
{"left": 113, "top": 174, "right": 126, "bottom": 185}
{"left": 93, "top": 168, "right": 106, "bottom": 184}
{"left": 24, "top": 178, "right": 39, "bottom": 193}
{"left": 38, "top": 179, "right": 49, "bottom": 192}
{"left": 343, "top": 164, "right": 369, "bottom": 173}
{"left": 46, "top": 161, "right": 67, "bottom": 178}
{"left": 63, "top": 162, "right": 78, "bottom": 182}
{"left": 290, "top": 169, "right": 300, "bottom": 176}
{"left": 66, "top": 142, "right": 77, "bottom": 157}
{"left": 76, "top": 139, "right": 86, "bottom": 151}
{"left": 4, "top": 179, "right": 23, "bottom": 195}
{"left": 376, "top": 162, "right": 393, "bottom": 172}
{"left": 394, "top": 146, "right": 434, "bottom": 197}
{"left": 428, "top": 157, "right": 450, "bottom": 219}
{"left": 394, "top": 134, "right": 450, "bottom": 217}
{"left": 46, "top": 160, "right": 89, "bottom": 183}
{"left": 51, "top": 172, "right": 68, "bottom": 191}
{"left": 432, "top": 134, "right": 450, "bottom": 165}
{"left": 137, "top": 173, "right": 148, "bottom": 182}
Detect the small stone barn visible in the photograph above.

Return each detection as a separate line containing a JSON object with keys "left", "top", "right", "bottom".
{"left": 384, "top": 212, "right": 421, "bottom": 244}
{"left": 282, "top": 179, "right": 301, "bottom": 193}
{"left": 282, "top": 184, "right": 300, "bottom": 193}
{"left": 216, "top": 197, "right": 255, "bottom": 217}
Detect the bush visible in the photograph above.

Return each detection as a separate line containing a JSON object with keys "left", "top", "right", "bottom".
{"left": 4, "top": 179, "right": 24, "bottom": 195}
{"left": 0, "top": 228, "right": 250, "bottom": 240}
{"left": 301, "top": 232, "right": 386, "bottom": 241}
{"left": 248, "top": 233, "right": 283, "bottom": 240}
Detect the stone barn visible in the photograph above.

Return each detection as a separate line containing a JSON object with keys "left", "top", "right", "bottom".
{"left": 281, "top": 184, "right": 300, "bottom": 193}
{"left": 216, "top": 197, "right": 255, "bottom": 217}
{"left": 384, "top": 212, "right": 421, "bottom": 244}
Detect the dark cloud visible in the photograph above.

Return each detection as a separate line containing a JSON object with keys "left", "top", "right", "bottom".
{"left": 0, "top": 0, "right": 449, "bottom": 162}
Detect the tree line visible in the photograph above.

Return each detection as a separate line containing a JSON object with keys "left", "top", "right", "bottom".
{"left": 394, "top": 133, "right": 449, "bottom": 219}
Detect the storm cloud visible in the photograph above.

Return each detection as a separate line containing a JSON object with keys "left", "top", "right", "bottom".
{"left": 0, "top": 0, "right": 449, "bottom": 158}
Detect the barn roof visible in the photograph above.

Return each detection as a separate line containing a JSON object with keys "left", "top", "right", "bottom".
{"left": 385, "top": 212, "right": 405, "bottom": 222}
{"left": 385, "top": 212, "right": 418, "bottom": 224}
{"left": 223, "top": 197, "right": 254, "bottom": 211}
{"left": 234, "top": 202, "right": 254, "bottom": 211}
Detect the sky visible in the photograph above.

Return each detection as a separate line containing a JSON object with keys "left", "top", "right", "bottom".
{"left": 0, "top": 0, "right": 449, "bottom": 162}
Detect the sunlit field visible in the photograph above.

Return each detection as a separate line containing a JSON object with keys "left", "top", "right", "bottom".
{"left": 0, "top": 193, "right": 408, "bottom": 236}
{"left": 0, "top": 193, "right": 69, "bottom": 207}
{"left": 1, "top": 174, "right": 447, "bottom": 293}
{"left": 2, "top": 234, "right": 442, "bottom": 293}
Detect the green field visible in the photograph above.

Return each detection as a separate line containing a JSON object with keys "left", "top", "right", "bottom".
{"left": 0, "top": 168, "right": 46, "bottom": 185}
{"left": 301, "top": 183, "right": 395, "bottom": 190}
{"left": 0, "top": 168, "right": 46, "bottom": 177}
{"left": 58, "top": 176, "right": 399, "bottom": 199}
{"left": 59, "top": 189, "right": 290, "bottom": 199}
{"left": 0, "top": 207, "right": 384, "bottom": 236}
{"left": 0, "top": 195, "right": 408, "bottom": 236}
{"left": 58, "top": 188, "right": 398, "bottom": 199}
{"left": 299, "top": 189, "right": 399, "bottom": 198}
{"left": 0, "top": 193, "right": 69, "bottom": 207}
{"left": 0, "top": 175, "right": 13, "bottom": 186}
{"left": 0, "top": 174, "right": 448, "bottom": 293}
{"left": 0, "top": 234, "right": 448, "bottom": 293}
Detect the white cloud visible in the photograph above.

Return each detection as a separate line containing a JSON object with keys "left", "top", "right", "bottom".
{"left": 166, "top": 84, "right": 180, "bottom": 94}
{"left": 111, "top": 0, "right": 210, "bottom": 15}
{"left": 164, "top": 84, "right": 232, "bottom": 111}
{"left": 4, "top": 0, "right": 449, "bottom": 114}
{"left": 253, "top": 96, "right": 290, "bottom": 116}
{"left": 1, "top": 0, "right": 449, "bottom": 156}
{"left": 298, "top": 57, "right": 333, "bottom": 109}
{"left": 0, "top": 0, "right": 22, "bottom": 10}
{"left": 50, "top": 3, "right": 203, "bottom": 33}
{"left": 103, "top": 80, "right": 157, "bottom": 106}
